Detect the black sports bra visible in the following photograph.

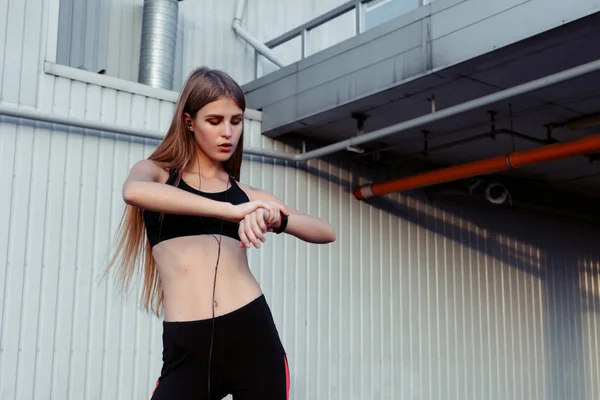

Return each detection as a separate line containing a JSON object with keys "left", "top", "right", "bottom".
{"left": 143, "top": 169, "right": 250, "bottom": 247}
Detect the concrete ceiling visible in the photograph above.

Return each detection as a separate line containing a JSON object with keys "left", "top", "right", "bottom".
{"left": 269, "top": 12, "right": 600, "bottom": 199}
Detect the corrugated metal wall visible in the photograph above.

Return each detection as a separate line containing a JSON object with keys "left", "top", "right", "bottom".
{"left": 0, "top": 0, "right": 45, "bottom": 107}
{"left": 2, "top": 0, "right": 600, "bottom": 399}
{"left": 53, "top": 0, "right": 356, "bottom": 87}
{"left": 3, "top": 74, "right": 600, "bottom": 400}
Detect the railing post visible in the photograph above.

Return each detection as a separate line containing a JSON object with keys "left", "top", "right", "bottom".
{"left": 355, "top": 0, "right": 362, "bottom": 34}
{"left": 301, "top": 29, "right": 308, "bottom": 58}
{"left": 254, "top": 49, "right": 259, "bottom": 79}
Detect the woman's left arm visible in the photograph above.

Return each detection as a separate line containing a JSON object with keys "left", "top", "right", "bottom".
{"left": 239, "top": 183, "right": 336, "bottom": 245}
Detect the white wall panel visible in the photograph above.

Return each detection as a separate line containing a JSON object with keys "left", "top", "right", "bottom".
{"left": 0, "top": 0, "right": 45, "bottom": 106}
{"left": 2, "top": 0, "right": 600, "bottom": 398}
{"left": 2, "top": 73, "right": 600, "bottom": 400}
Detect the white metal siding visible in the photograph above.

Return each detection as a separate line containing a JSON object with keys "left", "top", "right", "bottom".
{"left": 3, "top": 73, "right": 600, "bottom": 400}
{"left": 0, "top": 76, "right": 172, "bottom": 400}
{"left": 2, "top": 0, "right": 600, "bottom": 399}
{"left": 0, "top": 0, "right": 45, "bottom": 107}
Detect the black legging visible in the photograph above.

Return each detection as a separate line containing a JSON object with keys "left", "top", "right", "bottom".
{"left": 151, "top": 294, "right": 290, "bottom": 400}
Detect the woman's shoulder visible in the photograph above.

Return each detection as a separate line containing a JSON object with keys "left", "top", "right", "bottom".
{"left": 236, "top": 182, "right": 285, "bottom": 207}
{"left": 238, "top": 182, "right": 277, "bottom": 202}
{"left": 129, "top": 159, "right": 172, "bottom": 183}
{"left": 236, "top": 181, "right": 255, "bottom": 199}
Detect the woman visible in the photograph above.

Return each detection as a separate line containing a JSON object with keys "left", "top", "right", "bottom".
{"left": 108, "top": 67, "right": 336, "bottom": 400}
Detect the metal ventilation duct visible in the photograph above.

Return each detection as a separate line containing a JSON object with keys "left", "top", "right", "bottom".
{"left": 138, "top": 0, "right": 183, "bottom": 90}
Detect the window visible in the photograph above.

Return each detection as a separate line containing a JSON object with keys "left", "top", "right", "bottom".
{"left": 363, "top": 0, "right": 422, "bottom": 31}
{"left": 56, "top": 0, "right": 110, "bottom": 75}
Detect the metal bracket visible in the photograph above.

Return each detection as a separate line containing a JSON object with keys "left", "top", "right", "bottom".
{"left": 589, "top": 153, "right": 598, "bottom": 164}
{"left": 421, "top": 130, "right": 429, "bottom": 156}
{"left": 546, "top": 125, "right": 555, "bottom": 143}
{"left": 488, "top": 110, "right": 497, "bottom": 139}
{"left": 347, "top": 112, "right": 368, "bottom": 154}
{"left": 427, "top": 95, "right": 436, "bottom": 113}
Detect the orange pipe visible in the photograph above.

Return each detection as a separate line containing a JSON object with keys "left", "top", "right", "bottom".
{"left": 353, "top": 134, "right": 600, "bottom": 200}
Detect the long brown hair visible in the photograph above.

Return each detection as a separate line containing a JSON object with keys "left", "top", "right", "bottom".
{"left": 107, "top": 67, "right": 246, "bottom": 316}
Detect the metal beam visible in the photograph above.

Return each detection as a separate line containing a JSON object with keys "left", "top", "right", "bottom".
{"left": 3, "top": 58, "right": 600, "bottom": 162}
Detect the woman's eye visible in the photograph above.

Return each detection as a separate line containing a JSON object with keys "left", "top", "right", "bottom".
{"left": 231, "top": 119, "right": 241, "bottom": 125}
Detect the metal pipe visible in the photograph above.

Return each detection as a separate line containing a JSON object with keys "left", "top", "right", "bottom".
{"left": 0, "top": 105, "right": 165, "bottom": 140}
{"left": 353, "top": 134, "right": 600, "bottom": 199}
{"left": 232, "top": 0, "right": 285, "bottom": 68}
{"left": 301, "top": 58, "right": 600, "bottom": 162}
{"left": 359, "top": 128, "right": 560, "bottom": 159}
{"left": 138, "top": 0, "right": 183, "bottom": 90}
{"left": 0, "top": 104, "right": 295, "bottom": 159}
{"left": 3, "top": 59, "right": 600, "bottom": 163}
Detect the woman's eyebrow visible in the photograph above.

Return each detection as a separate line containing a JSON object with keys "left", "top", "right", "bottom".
{"left": 204, "top": 113, "right": 244, "bottom": 118}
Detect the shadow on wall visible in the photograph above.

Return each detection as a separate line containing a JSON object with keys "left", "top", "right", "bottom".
{"left": 364, "top": 186, "right": 599, "bottom": 400}
{"left": 250, "top": 144, "right": 600, "bottom": 400}
{"left": 7, "top": 116, "right": 600, "bottom": 398}
{"left": 163, "top": 134, "right": 600, "bottom": 398}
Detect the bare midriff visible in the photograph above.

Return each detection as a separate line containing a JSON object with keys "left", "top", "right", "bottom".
{"left": 152, "top": 234, "right": 262, "bottom": 322}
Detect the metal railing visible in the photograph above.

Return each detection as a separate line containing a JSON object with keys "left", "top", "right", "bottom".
{"left": 264, "top": 0, "right": 372, "bottom": 59}
{"left": 261, "top": 0, "right": 428, "bottom": 61}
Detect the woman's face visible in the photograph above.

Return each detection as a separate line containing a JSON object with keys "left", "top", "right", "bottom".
{"left": 188, "top": 96, "right": 244, "bottom": 163}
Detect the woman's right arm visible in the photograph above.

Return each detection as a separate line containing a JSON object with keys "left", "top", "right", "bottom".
{"left": 122, "top": 160, "right": 269, "bottom": 221}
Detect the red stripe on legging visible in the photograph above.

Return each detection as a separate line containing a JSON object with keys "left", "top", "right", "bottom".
{"left": 284, "top": 355, "right": 290, "bottom": 399}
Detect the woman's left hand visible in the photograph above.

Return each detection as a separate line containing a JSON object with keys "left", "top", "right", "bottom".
{"left": 238, "top": 202, "right": 282, "bottom": 248}
{"left": 264, "top": 201, "right": 283, "bottom": 231}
